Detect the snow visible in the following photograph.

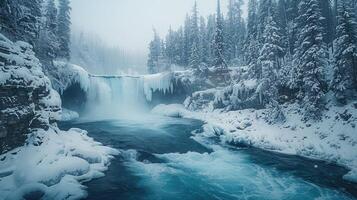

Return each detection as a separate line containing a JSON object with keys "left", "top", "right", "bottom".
{"left": 52, "top": 61, "right": 90, "bottom": 94}
{"left": 152, "top": 102, "right": 357, "bottom": 183}
{"left": 0, "top": 33, "right": 62, "bottom": 125}
{"left": 60, "top": 108, "right": 79, "bottom": 121}
{"left": 0, "top": 127, "right": 119, "bottom": 200}
{"left": 142, "top": 72, "right": 174, "bottom": 102}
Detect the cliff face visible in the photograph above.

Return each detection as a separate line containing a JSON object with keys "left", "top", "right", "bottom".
{"left": 0, "top": 34, "right": 61, "bottom": 154}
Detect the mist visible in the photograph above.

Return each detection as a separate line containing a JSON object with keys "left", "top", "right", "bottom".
{"left": 71, "top": 0, "right": 248, "bottom": 73}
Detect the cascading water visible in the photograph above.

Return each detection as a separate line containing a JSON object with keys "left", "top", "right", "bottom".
{"left": 85, "top": 76, "right": 147, "bottom": 118}
{"left": 83, "top": 72, "right": 174, "bottom": 119}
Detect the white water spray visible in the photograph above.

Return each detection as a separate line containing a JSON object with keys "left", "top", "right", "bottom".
{"left": 83, "top": 73, "right": 174, "bottom": 119}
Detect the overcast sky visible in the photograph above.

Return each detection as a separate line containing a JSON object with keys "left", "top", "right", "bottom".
{"left": 71, "top": 0, "right": 247, "bottom": 54}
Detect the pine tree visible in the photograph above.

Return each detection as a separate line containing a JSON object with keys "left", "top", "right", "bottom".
{"left": 157, "top": 40, "right": 170, "bottom": 72}
{"left": 38, "top": 0, "right": 59, "bottom": 63}
{"left": 206, "top": 15, "right": 216, "bottom": 66}
{"left": 176, "top": 27, "right": 185, "bottom": 66}
{"left": 57, "top": 0, "right": 71, "bottom": 60}
{"left": 257, "top": 0, "right": 273, "bottom": 41}
{"left": 213, "top": 0, "right": 226, "bottom": 69}
{"left": 331, "top": 0, "right": 357, "bottom": 103}
{"left": 165, "top": 27, "right": 175, "bottom": 64}
{"left": 285, "top": 0, "right": 300, "bottom": 55}
{"left": 189, "top": 42, "right": 200, "bottom": 69}
{"left": 318, "top": 0, "right": 334, "bottom": 46}
{"left": 189, "top": 1, "right": 200, "bottom": 69}
{"left": 147, "top": 30, "right": 162, "bottom": 74}
{"left": 183, "top": 15, "right": 191, "bottom": 67}
{"left": 199, "top": 17, "right": 209, "bottom": 64}
{"left": 226, "top": 0, "right": 245, "bottom": 64}
{"left": 0, "top": 0, "right": 19, "bottom": 40}
{"left": 19, "top": 0, "right": 43, "bottom": 45}
{"left": 0, "top": 0, "right": 42, "bottom": 45}
{"left": 293, "top": 0, "right": 328, "bottom": 120}
{"left": 244, "top": 0, "right": 260, "bottom": 78}
{"left": 258, "top": 15, "right": 284, "bottom": 105}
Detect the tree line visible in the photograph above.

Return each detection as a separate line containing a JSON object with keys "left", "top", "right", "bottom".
{"left": 148, "top": 0, "right": 357, "bottom": 120}
{"left": 0, "top": 0, "right": 72, "bottom": 71}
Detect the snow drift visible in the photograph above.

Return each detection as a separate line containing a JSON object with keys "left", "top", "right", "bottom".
{"left": 0, "top": 127, "right": 119, "bottom": 200}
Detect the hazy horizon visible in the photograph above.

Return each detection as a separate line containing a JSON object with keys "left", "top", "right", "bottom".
{"left": 71, "top": 0, "right": 248, "bottom": 57}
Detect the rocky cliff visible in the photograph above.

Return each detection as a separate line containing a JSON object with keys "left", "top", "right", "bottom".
{"left": 0, "top": 34, "right": 61, "bottom": 153}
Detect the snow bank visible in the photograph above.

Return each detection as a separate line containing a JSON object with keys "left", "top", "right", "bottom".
{"left": 152, "top": 103, "right": 357, "bottom": 183}
{"left": 0, "top": 127, "right": 119, "bottom": 200}
{"left": 60, "top": 108, "right": 79, "bottom": 121}
{"left": 142, "top": 72, "right": 174, "bottom": 101}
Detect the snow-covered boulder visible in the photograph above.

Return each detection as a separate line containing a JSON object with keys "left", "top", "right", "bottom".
{"left": 0, "top": 127, "right": 119, "bottom": 200}
{"left": 0, "top": 34, "right": 61, "bottom": 153}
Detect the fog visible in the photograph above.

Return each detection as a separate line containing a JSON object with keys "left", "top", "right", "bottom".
{"left": 71, "top": 0, "right": 248, "bottom": 55}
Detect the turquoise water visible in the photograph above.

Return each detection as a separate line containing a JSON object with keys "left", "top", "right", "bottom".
{"left": 59, "top": 116, "right": 357, "bottom": 200}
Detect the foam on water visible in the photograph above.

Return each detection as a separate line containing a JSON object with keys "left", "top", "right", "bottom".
{"left": 121, "top": 144, "right": 353, "bottom": 200}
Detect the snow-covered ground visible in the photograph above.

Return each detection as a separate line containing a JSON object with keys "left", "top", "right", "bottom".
{"left": 152, "top": 102, "right": 357, "bottom": 183}
{"left": 0, "top": 127, "right": 119, "bottom": 200}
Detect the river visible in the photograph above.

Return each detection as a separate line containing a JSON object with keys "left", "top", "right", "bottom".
{"left": 59, "top": 115, "right": 357, "bottom": 200}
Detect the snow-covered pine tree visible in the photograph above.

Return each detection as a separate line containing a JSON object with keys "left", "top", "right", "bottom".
{"left": 293, "top": 0, "right": 328, "bottom": 120}
{"left": 199, "top": 17, "right": 209, "bottom": 65}
{"left": 276, "top": 0, "right": 288, "bottom": 56}
{"left": 20, "top": 0, "right": 43, "bottom": 45}
{"left": 147, "top": 30, "right": 162, "bottom": 74}
{"left": 258, "top": 15, "right": 284, "bottom": 105}
{"left": 244, "top": 0, "right": 260, "bottom": 78}
{"left": 257, "top": 0, "right": 272, "bottom": 42}
{"left": 226, "top": 0, "right": 245, "bottom": 64}
{"left": 176, "top": 27, "right": 185, "bottom": 66}
{"left": 206, "top": 15, "right": 216, "bottom": 66}
{"left": 183, "top": 15, "right": 191, "bottom": 67}
{"left": 213, "top": 0, "right": 226, "bottom": 69}
{"left": 38, "top": 0, "right": 59, "bottom": 64}
{"left": 0, "top": 0, "right": 18, "bottom": 40}
{"left": 189, "top": 42, "right": 200, "bottom": 69}
{"left": 157, "top": 40, "right": 170, "bottom": 72}
{"left": 318, "top": 0, "right": 334, "bottom": 47}
{"left": 331, "top": 0, "right": 357, "bottom": 103}
{"left": 57, "top": 0, "right": 71, "bottom": 60}
{"left": 189, "top": 1, "right": 200, "bottom": 69}
{"left": 0, "top": 0, "right": 42, "bottom": 45}
{"left": 165, "top": 27, "right": 175, "bottom": 65}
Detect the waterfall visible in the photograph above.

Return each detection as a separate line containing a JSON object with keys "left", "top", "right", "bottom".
{"left": 80, "top": 72, "right": 174, "bottom": 118}
{"left": 85, "top": 76, "right": 146, "bottom": 118}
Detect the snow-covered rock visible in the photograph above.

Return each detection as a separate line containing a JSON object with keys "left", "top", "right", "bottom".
{"left": 0, "top": 127, "right": 119, "bottom": 200}
{"left": 0, "top": 34, "right": 61, "bottom": 153}
{"left": 0, "top": 34, "right": 119, "bottom": 199}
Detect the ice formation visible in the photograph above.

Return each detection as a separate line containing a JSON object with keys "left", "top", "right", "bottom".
{"left": 52, "top": 61, "right": 90, "bottom": 95}
{"left": 142, "top": 72, "right": 174, "bottom": 102}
